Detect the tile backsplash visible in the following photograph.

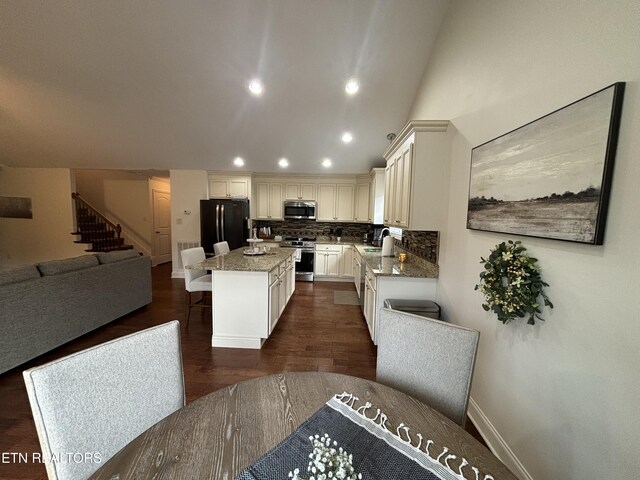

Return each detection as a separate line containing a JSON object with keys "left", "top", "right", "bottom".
{"left": 395, "top": 230, "right": 439, "bottom": 265}
{"left": 254, "top": 219, "right": 439, "bottom": 264}
{"left": 253, "top": 219, "right": 373, "bottom": 239}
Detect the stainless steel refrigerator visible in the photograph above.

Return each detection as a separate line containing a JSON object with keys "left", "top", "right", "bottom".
{"left": 200, "top": 199, "right": 249, "bottom": 255}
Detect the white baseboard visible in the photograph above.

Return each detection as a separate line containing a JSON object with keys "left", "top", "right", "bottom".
{"left": 313, "top": 276, "right": 354, "bottom": 283}
{"left": 172, "top": 270, "right": 185, "bottom": 279}
{"left": 467, "top": 397, "right": 533, "bottom": 480}
{"left": 211, "top": 335, "right": 264, "bottom": 349}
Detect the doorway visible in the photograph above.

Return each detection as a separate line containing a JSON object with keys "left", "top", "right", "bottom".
{"left": 152, "top": 189, "right": 172, "bottom": 265}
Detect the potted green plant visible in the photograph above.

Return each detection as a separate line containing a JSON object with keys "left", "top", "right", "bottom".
{"left": 335, "top": 228, "right": 343, "bottom": 243}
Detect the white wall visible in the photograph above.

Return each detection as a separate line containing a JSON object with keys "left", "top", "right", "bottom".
{"left": 408, "top": 1, "right": 640, "bottom": 478}
{"left": 169, "top": 170, "right": 208, "bottom": 277}
{"left": 0, "top": 167, "right": 86, "bottom": 267}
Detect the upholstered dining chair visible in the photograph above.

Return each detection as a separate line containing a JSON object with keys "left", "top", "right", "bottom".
{"left": 213, "top": 241, "right": 230, "bottom": 256}
{"left": 180, "top": 246, "right": 212, "bottom": 328}
{"left": 376, "top": 308, "right": 480, "bottom": 426}
{"left": 23, "top": 321, "right": 185, "bottom": 480}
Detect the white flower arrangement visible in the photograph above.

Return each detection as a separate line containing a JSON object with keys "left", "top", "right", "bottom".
{"left": 288, "top": 434, "right": 362, "bottom": 480}
{"left": 475, "top": 240, "right": 553, "bottom": 325}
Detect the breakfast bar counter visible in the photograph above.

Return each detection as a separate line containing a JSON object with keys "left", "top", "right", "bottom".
{"left": 187, "top": 246, "right": 295, "bottom": 272}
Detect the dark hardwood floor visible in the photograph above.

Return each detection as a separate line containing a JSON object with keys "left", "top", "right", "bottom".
{"left": 0, "top": 262, "right": 484, "bottom": 480}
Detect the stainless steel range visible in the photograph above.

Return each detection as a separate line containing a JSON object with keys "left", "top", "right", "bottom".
{"left": 280, "top": 237, "right": 316, "bottom": 282}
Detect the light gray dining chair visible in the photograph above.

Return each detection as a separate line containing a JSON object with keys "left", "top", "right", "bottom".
{"left": 23, "top": 320, "right": 185, "bottom": 480}
{"left": 376, "top": 308, "right": 480, "bottom": 426}
{"left": 180, "top": 246, "right": 212, "bottom": 328}
{"left": 213, "top": 241, "right": 230, "bottom": 256}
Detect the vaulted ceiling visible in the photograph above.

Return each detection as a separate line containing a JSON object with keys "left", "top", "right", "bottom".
{"left": 0, "top": 0, "right": 449, "bottom": 174}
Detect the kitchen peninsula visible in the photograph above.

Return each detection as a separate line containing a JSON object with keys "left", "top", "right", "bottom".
{"left": 187, "top": 247, "right": 296, "bottom": 348}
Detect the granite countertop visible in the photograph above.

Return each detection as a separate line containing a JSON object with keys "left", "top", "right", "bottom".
{"left": 186, "top": 247, "right": 294, "bottom": 272}
{"left": 307, "top": 239, "right": 438, "bottom": 278}
{"left": 352, "top": 244, "right": 438, "bottom": 279}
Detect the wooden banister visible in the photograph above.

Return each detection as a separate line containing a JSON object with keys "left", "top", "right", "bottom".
{"left": 72, "top": 192, "right": 122, "bottom": 238}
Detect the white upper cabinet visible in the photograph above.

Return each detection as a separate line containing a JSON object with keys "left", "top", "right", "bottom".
{"left": 317, "top": 184, "right": 336, "bottom": 221}
{"left": 285, "top": 183, "right": 316, "bottom": 200}
{"left": 255, "top": 183, "right": 283, "bottom": 220}
{"left": 317, "top": 184, "right": 354, "bottom": 222}
{"left": 209, "top": 175, "right": 250, "bottom": 198}
{"left": 354, "top": 182, "right": 371, "bottom": 223}
{"left": 383, "top": 120, "right": 450, "bottom": 230}
{"left": 369, "top": 168, "right": 385, "bottom": 225}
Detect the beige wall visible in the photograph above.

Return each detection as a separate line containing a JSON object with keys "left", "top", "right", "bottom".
{"left": 409, "top": 1, "right": 640, "bottom": 478}
{"left": 0, "top": 167, "right": 86, "bottom": 267}
{"left": 169, "top": 170, "right": 208, "bottom": 277}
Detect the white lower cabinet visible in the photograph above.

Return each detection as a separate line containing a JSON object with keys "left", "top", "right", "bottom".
{"left": 269, "top": 255, "right": 295, "bottom": 334}
{"left": 314, "top": 245, "right": 341, "bottom": 277}
{"left": 363, "top": 266, "right": 377, "bottom": 340}
{"left": 340, "top": 245, "right": 354, "bottom": 278}
{"left": 314, "top": 244, "right": 355, "bottom": 279}
{"left": 352, "top": 248, "right": 362, "bottom": 297}
{"left": 363, "top": 264, "right": 437, "bottom": 345}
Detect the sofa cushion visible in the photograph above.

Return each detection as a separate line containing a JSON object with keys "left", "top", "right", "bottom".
{"left": 97, "top": 250, "right": 140, "bottom": 264}
{"left": 0, "top": 266, "right": 41, "bottom": 286}
{"left": 37, "top": 255, "right": 99, "bottom": 276}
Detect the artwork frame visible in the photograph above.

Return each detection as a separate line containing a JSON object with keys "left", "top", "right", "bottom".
{"left": 466, "top": 82, "right": 625, "bottom": 245}
{"left": 0, "top": 196, "right": 33, "bottom": 219}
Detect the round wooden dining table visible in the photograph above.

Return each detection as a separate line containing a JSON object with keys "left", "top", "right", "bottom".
{"left": 89, "top": 372, "right": 517, "bottom": 479}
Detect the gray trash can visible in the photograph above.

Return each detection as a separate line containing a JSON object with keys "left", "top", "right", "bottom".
{"left": 384, "top": 299, "right": 441, "bottom": 320}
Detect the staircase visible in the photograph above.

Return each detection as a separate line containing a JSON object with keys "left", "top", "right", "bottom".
{"left": 71, "top": 193, "right": 134, "bottom": 252}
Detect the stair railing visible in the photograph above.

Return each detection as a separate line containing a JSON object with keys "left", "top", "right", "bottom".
{"left": 71, "top": 192, "right": 123, "bottom": 246}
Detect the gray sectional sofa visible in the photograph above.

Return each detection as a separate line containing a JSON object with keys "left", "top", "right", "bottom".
{"left": 0, "top": 250, "right": 152, "bottom": 374}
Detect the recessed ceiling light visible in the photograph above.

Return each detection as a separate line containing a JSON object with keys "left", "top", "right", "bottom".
{"left": 278, "top": 158, "right": 289, "bottom": 168}
{"left": 248, "top": 79, "right": 264, "bottom": 96}
{"left": 322, "top": 158, "right": 332, "bottom": 168}
{"left": 345, "top": 78, "right": 359, "bottom": 95}
{"left": 341, "top": 132, "right": 353, "bottom": 144}
{"left": 233, "top": 157, "right": 245, "bottom": 167}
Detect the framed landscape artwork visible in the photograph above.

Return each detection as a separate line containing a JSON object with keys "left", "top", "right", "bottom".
{"left": 467, "top": 82, "right": 625, "bottom": 245}
{"left": 0, "top": 196, "right": 33, "bottom": 219}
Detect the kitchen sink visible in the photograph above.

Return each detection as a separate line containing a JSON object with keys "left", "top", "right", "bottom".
{"left": 363, "top": 248, "right": 382, "bottom": 252}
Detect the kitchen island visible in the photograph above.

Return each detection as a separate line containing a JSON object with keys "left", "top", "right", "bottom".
{"left": 187, "top": 247, "right": 296, "bottom": 348}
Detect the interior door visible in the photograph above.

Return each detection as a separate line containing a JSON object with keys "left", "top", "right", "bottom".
{"left": 152, "top": 190, "right": 172, "bottom": 265}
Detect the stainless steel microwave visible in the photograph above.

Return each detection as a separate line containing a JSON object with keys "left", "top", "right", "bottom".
{"left": 283, "top": 200, "right": 316, "bottom": 220}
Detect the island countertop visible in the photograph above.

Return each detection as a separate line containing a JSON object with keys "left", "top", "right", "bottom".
{"left": 186, "top": 247, "right": 294, "bottom": 272}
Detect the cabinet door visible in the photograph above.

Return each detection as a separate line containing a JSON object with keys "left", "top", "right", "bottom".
{"left": 398, "top": 144, "right": 413, "bottom": 227}
{"left": 340, "top": 245, "right": 353, "bottom": 277}
{"left": 325, "top": 251, "right": 340, "bottom": 276}
{"left": 284, "top": 184, "right": 300, "bottom": 200}
{"left": 269, "top": 280, "right": 279, "bottom": 333}
{"left": 393, "top": 152, "right": 404, "bottom": 226}
{"left": 314, "top": 252, "right": 326, "bottom": 275}
{"left": 383, "top": 165, "right": 392, "bottom": 224}
{"left": 269, "top": 183, "right": 283, "bottom": 220}
{"left": 336, "top": 185, "right": 354, "bottom": 221}
{"left": 363, "top": 278, "right": 372, "bottom": 327}
{"left": 229, "top": 179, "right": 248, "bottom": 198}
{"left": 354, "top": 183, "right": 370, "bottom": 222}
{"left": 317, "top": 184, "right": 336, "bottom": 221}
{"left": 210, "top": 179, "right": 229, "bottom": 198}
{"left": 278, "top": 272, "right": 287, "bottom": 316}
{"left": 255, "top": 183, "right": 270, "bottom": 219}
{"left": 300, "top": 184, "right": 316, "bottom": 200}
